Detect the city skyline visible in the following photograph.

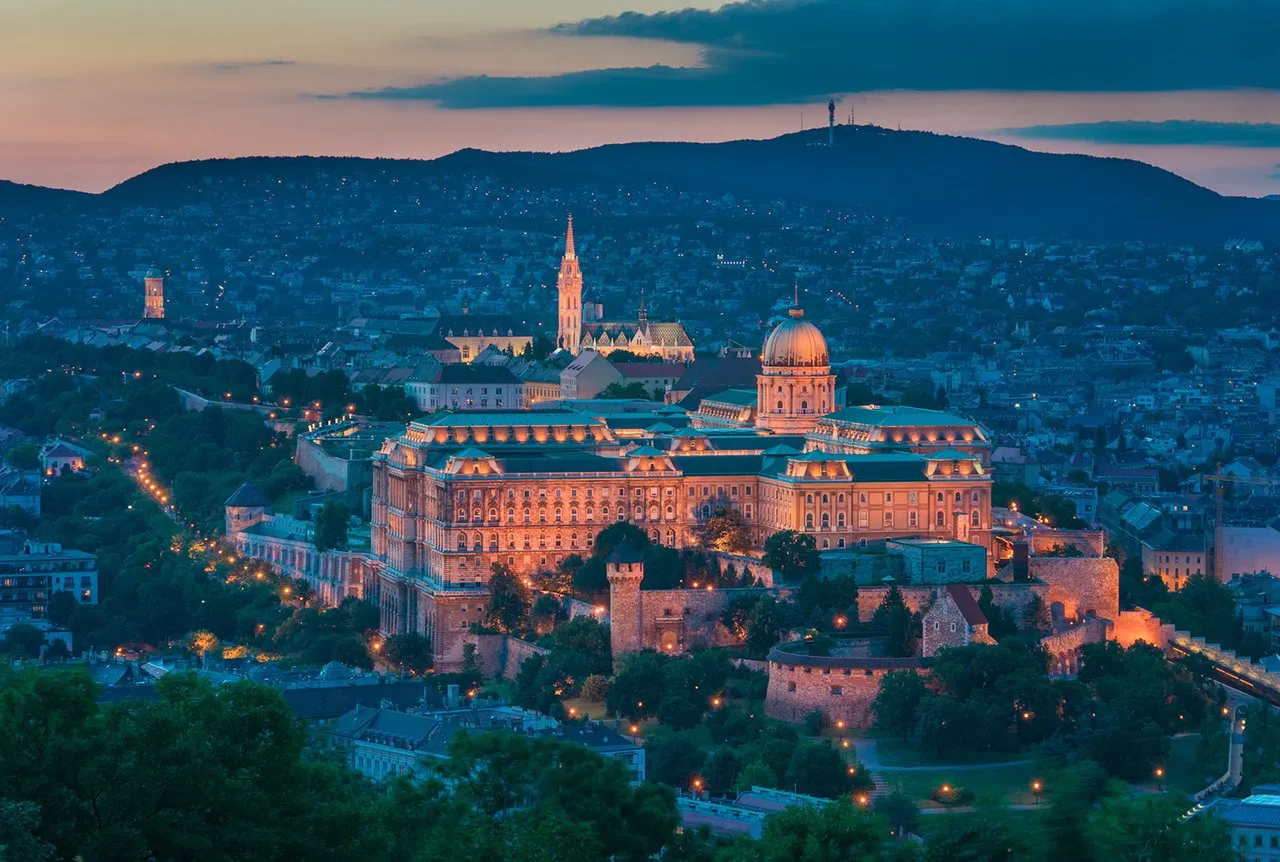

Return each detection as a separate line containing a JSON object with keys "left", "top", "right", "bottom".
{"left": 5, "top": 0, "right": 1279, "bottom": 196}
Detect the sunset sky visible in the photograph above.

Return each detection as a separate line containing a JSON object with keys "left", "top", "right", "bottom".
{"left": 5, "top": 0, "right": 1279, "bottom": 196}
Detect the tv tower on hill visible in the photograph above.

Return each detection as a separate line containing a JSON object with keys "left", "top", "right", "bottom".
{"left": 827, "top": 99, "right": 835, "bottom": 147}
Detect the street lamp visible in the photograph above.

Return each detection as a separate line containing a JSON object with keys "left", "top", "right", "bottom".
{"left": 1154, "top": 766, "right": 1164, "bottom": 791}
{"left": 1032, "top": 779, "right": 1042, "bottom": 804}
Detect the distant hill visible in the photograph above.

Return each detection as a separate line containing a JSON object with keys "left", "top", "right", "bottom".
{"left": 0, "top": 179, "right": 92, "bottom": 214}
{"left": 5, "top": 127, "right": 1279, "bottom": 242}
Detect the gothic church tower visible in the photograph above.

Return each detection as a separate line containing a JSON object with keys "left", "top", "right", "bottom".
{"left": 556, "top": 216, "right": 583, "bottom": 354}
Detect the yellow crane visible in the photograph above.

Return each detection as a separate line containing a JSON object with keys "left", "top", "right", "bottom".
{"left": 1205, "top": 470, "right": 1280, "bottom": 581}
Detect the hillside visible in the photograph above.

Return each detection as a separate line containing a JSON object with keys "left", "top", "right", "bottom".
{"left": 4, "top": 127, "right": 1278, "bottom": 242}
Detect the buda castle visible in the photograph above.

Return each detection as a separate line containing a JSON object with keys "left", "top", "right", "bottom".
{"left": 556, "top": 216, "right": 694, "bottom": 362}
{"left": 365, "top": 290, "right": 993, "bottom": 668}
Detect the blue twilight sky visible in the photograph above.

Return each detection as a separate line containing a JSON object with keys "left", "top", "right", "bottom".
{"left": 3, "top": 0, "right": 1278, "bottom": 195}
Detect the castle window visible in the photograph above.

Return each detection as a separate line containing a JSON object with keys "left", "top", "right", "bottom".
{"left": 933, "top": 620, "right": 939, "bottom": 631}
{"left": 883, "top": 512, "right": 894, "bottom": 527}
{"left": 936, "top": 511, "right": 946, "bottom": 527}
{"left": 821, "top": 494, "right": 829, "bottom": 504}
{"left": 837, "top": 513, "right": 846, "bottom": 528}
{"left": 821, "top": 539, "right": 830, "bottom": 549}
{"left": 837, "top": 538, "right": 845, "bottom": 548}
{"left": 909, "top": 511, "right": 918, "bottom": 527}
{"left": 821, "top": 513, "right": 830, "bottom": 529}
{"left": 950, "top": 622, "right": 957, "bottom": 633}
{"left": 962, "top": 560, "right": 972, "bottom": 574}
{"left": 837, "top": 493, "right": 845, "bottom": 504}
{"left": 884, "top": 492, "right": 893, "bottom": 504}
{"left": 805, "top": 513, "right": 814, "bottom": 530}
{"left": 970, "top": 510, "right": 981, "bottom": 527}
{"left": 830, "top": 686, "right": 842, "bottom": 696}
{"left": 955, "top": 492, "right": 963, "bottom": 504}
{"left": 936, "top": 492, "right": 944, "bottom": 503}
{"left": 971, "top": 490, "right": 981, "bottom": 503}
{"left": 806, "top": 494, "right": 814, "bottom": 504}
{"left": 777, "top": 401, "right": 783, "bottom": 410}
{"left": 787, "top": 681, "right": 796, "bottom": 692}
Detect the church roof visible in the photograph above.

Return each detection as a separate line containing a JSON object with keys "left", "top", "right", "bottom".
{"left": 582, "top": 321, "right": 693, "bottom": 347}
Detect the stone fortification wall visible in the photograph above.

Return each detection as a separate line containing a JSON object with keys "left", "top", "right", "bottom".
{"left": 463, "top": 634, "right": 549, "bottom": 679}
{"left": 852, "top": 582, "right": 1048, "bottom": 623}
{"left": 635, "top": 587, "right": 796, "bottom": 652}
{"left": 294, "top": 435, "right": 358, "bottom": 492}
{"left": 764, "top": 645, "right": 928, "bottom": 728}
{"left": 1029, "top": 557, "right": 1120, "bottom": 619}
{"left": 1031, "top": 530, "right": 1106, "bottom": 557}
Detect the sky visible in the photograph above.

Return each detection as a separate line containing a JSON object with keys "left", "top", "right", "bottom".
{"left": 4, "top": 0, "right": 1279, "bottom": 196}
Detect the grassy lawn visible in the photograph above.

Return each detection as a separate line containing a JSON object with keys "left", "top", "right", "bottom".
{"left": 1164, "top": 733, "right": 1221, "bottom": 796}
{"left": 884, "top": 762, "right": 1040, "bottom": 809}
{"left": 875, "top": 740, "right": 1030, "bottom": 767}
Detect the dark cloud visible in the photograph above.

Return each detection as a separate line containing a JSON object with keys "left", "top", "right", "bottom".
{"left": 345, "top": 0, "right": 1280, "bottom": 108}
{"left": 206, "top": 59, "right": 297, "bottom": 74}
{"left": 1001, "top": 120, "right": 1280, "bottom": 147}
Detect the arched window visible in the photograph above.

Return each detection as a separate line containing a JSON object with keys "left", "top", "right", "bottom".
{"left": 936, "top": 511, "right": 945, "bottom": 527}
{"left": 488, "top": 508, "right": 497, "bottom": 521}
{"left": 972, "top": 490, "right": 981, "bottom": 503}
{"left": 805, "top": 513, "right": 814, "bottom": 530}
{"left": 666, "top": 529, "right": 676, "bottom": 545}
{"left": 602, "top": 505, "right": 610, "bottom": 518}
{"left": 837, "top": 493, "right": 845, "bottom": 504}
{"left": 801, "top": 401, "right": 808, "bottom": 411}
{"left": 507, "top": 507, "right": 515, "bottom": 521}
{"left": 821, "top": 494, "right": 829, "bottom": 504}
{"left": 954, "top": 491, "right": 963, "bottom": 504}
{"left": 570, "top": 507, "right": 578, "bottom": 522}
{"left": 837, "top": 512, "right": 846, "bottom": 528}
{"left": 883, "top": 512, "right": 894, "bottom": 527}
{"left": 507, "top": 533, "right": 515, "bottom": 549}
{"left": 457, "top": 535, "right": 468, "bottom": 551}
{"left": 777, "top": 401, "right": 784, "bottom": 410}
{"left": 936, "top": 492, "right": 945, "bottom": 503}
{"left": 971, "top": 510, "right": 981, "bottom": 526}
{"left": 456, "top": 508, "right": 467, "bottom": 521}
{"left": 472, "top": 508, "right": 482, "bottom": 521}
{"left": 570, "top": 532, "right": 579, "bottom": 549}
{"left": 806, "top": 494, "right": 814, "bottom": 504}
{"left": 523, "top": 533, "right": 531, "bottom": 550}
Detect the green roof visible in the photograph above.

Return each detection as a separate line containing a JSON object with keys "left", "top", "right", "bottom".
{"left": 645, "top": 422, "right": 677, "bottom": 433}
{"left": 656, "top": 404, "right": 689, "bottom": 415}
{"left": 413, "top": 410, "right": 602, "bottom": 429}
{"left": 823, "top": 405, "right": 978, "bottom": 428}
{"left": 450, "top": 448, "right": 495, "bottom": 459}
{"left": 627, "top": 445, "right": 668, "bottom": 457}
{"left": 926, "top": 448, "right": 980, "bottom": 460}
{"left": 700, "top": 388, "right": 758, "bottom": 408}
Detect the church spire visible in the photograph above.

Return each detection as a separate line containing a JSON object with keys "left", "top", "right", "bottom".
{"left": 638, "top": 289, "right": 648, "bottom": 330}
{"left": 564, "top": 214, "right": 576, "bottom": 260}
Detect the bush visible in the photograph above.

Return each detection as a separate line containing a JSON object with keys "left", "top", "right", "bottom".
{"left": 929, "top": 784, "right": 975, "bottom": 806}
{"left": 804, "top": 708, "right": 829, "bottom": 735}
{"left": 581, "top": 674, "right": 610, "bottom": 703}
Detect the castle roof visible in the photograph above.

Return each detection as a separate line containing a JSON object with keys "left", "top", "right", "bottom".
{"left": 608, "top": 540, "right": 645, "bottom": 565}
{"left": 762, "top": 306, "right": 828, "bottom": 368}
{"left": 945, "top": 583, "right": 988, "bottom": 627}
{"left": 225, "top": 482, "right": 270, "bottom": 508}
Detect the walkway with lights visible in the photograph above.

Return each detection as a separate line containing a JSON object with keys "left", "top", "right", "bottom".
{"left": 853, "top": 739, "right": 1032, "bottom": 773}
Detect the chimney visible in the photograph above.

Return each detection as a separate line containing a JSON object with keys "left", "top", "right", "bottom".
{"left": 1012, "top": 540, "right": 1030, "bottom": 582}
{"left": 446, "top": 684, "right": 460, "bottom": 709}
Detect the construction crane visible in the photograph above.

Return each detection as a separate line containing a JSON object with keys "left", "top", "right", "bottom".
{"left": 1204, "top": 470, "right": 1280, "bottom": 581}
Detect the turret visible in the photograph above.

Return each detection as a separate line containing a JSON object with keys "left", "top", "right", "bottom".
{"left": 607, "top": 540, "right": 645, "bottom": 663}
{"left": 556, "top": 215, "right": 583, "bottom": 354}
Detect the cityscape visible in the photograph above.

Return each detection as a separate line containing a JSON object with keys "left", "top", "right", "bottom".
{"left": 3, "top": 3, "right": 1280, "bottom": 861}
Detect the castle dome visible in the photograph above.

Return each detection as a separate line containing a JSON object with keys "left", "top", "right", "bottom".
{"left": 762, "top": 306, "right": 829, "bottom": 368}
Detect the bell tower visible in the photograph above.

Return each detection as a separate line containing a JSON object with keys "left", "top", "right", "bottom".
{"left": 556, "top": 215, "right": 583, "bottom": 354}
{"left": 143, "top": 267, "right": 165, "bottom": 319}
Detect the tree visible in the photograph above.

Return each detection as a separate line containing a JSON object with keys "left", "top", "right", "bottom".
{"left": 313, "top": 500, "right": 351, "bottom": 553}
{"left": 646, "top": 733, "right": 706, "bottom": 788}
{"left": 784, "top": 742, "right": 854, "bottom": 798}
{"left": 4, "top": 443, "right": 39, "bottom": 470}
{"left": 485, "top": 563, "right": 531, "bottom": 634}
{"left": 698, "top": 506, "right": 751, "bottom": 554}
{"left": 924, "top": 809, "right": 1027, "bottom": 861}
{"left": 607, "top": 650, "right": 669, "bottom": 719}
{"left": 873, "top": 670, "right": 928, "bottom": 743}
{"left": 1, "top": 624, "right": 45, "bottom": 659}
{"left": 747, "top": 802, "right": 886, "bottom": 862}
{"left": 703, "top": 747, "right": 742, "bottom": 796}
{"left": 735, "top": 759, "right": 777, "bottom": 792}
{"left": 581, "top": 674, "right": 610, "bottom": 703}
{"left": 382, "top": 632, "right": 433, "bottom": 675}
{"left": 658, "top": 693, "right": 705, "bottom": 730}
{"left": 763, "top": 531, "right": 821, "bottom": 582}
{"left": 873, "top": 790, "right": 920, "bottom": 837}
{"left": 46, "top": 590, "right": 79, "bottom": 628}
{"left": 873, "top": 587, "right": 914, "bottom": 657}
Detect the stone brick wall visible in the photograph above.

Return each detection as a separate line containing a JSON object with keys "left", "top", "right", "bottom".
{"left": 1029, "top": 557, "right": 1120, "bottom": 619}
{"left": 462, "top": 634, "right": 549, "bottom": 679}
{"left": 1031, "top": 530, "right": 1106, "bottom": 557}
{"left": 764, "top": 649, "right": 927, "bottom": 728}
{"left": 852, "top": 582, "right": 1048, "bottom": 623}
{"left": 1112, "top": 608, "right": 1173, "bottom": 649}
